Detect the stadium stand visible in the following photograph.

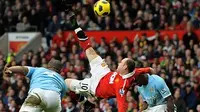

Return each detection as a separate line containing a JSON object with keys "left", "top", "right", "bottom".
{"left": 0, "top": 0, "right": 200, "bottom": 111}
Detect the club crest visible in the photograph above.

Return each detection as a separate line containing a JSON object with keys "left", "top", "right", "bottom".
{"left": 119, "top": 88, "right": 125, "bottom": 97}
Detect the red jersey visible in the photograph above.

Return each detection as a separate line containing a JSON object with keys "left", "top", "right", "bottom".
{"left": 95, "top": 67, "right": 151, "bottom": 112}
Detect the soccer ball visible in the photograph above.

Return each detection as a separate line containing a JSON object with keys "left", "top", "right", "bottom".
{"left": 93, "top": 0, "right": 110, "bottom": 17}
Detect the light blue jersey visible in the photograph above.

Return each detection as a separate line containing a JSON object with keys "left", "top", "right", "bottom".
{"left": 26, "top": 67, "right": 68, "bottom": 98}
{"left": 137, "top": 74, "right": 171, "bottom": 107}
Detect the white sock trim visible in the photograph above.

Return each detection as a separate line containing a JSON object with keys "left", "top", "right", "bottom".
{"left": 75, "top": 27, "right": 82, "bottom": 34}
{"left": 79, "top": 37, "right": 88, "bottom": 41}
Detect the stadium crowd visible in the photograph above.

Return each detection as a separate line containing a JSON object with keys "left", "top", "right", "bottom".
{"left": 0, "top": 0, "right": 200, "bottom": 112}
{"left": 0, "top": 0, "right": 200, "bottom": 46}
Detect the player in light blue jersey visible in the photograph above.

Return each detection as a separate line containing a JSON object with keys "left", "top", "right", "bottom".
{"left": 3, "top": 59, "right": 68, "bottom": 112}
{"left": 136, "top": 73, "right": 175, "bottom": 112}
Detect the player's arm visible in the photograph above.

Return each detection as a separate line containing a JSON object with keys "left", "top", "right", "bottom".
{"left": 3, "top": 64, "right": 28, "bottom": 78}
{"left": 4, "top": 64, "right": 35, "bottom": 79}
{"left": 135, "top": 67, "right": 155, "bottom": 75}
{"left": 5, "top": 66, "right": 28, "bottom": 75}
{"left": 156, "top": 78, "right": 175, "bottom": 112}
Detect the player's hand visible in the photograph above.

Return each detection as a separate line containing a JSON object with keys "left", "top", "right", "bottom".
{"left": 3, "top": 63, "right": 12, "bottom": 78}
{"left": 4, "top": 69, "right": 12, "bottom": 75}
{"left": 149, "top": 67, "right": 156, "bottom": 74}
{"left": 83, "top": 100, "right": 95, "bottom": 112}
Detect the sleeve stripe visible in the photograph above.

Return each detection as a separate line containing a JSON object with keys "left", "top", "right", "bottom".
{"left": 26, "top": 66, "right": 31, "bottom": 76}
{"left": 75, "top": 27, "right": 82, "bottom": 34}
{"left": 163, "top": 93, "right": 171, "bottom": 99}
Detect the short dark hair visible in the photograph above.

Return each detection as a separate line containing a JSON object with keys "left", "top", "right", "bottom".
{"left": 48, "top": 59, "right": 63, "bottom": 73}
{"left": 126, "top": 59, "right": 135, "bottom": 73}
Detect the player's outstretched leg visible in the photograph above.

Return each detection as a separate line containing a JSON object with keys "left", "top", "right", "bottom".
{"left": 68, "top": 12, "right": 99, "bottom": 62}
{"left": 65, "top": 78, "right": 89, "bottom": 94}
{"left": 65, "top": 12, "right": 108, "bottom": 94}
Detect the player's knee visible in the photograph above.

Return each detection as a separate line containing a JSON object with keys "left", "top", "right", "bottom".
{"left": 65, "top": 79, "right": 72, "bottom": 88}
{"left": 65, "top": 79, "right": 74, "bottom": 92}
{"left": 65, "top": 79, "right": 80, "bottom": 92}
{"left": 24, "top": 95, "right": 41, "bottom": 106}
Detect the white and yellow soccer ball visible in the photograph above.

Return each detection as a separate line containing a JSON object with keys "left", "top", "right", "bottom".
{"left": 93, "top": 0, "right": 110, "bottom": 17}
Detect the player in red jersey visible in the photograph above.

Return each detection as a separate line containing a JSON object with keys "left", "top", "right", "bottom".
{"left": 65, "top": 12, "right": 155, "bottom": 112}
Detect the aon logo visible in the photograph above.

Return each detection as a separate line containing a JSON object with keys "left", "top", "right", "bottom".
{"left": 109, "top": 72, "right": 117, "bottom": 84}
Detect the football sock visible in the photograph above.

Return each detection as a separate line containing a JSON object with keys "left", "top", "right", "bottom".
{"left": 74, "top": 27, "right": 91, "bottom": 51}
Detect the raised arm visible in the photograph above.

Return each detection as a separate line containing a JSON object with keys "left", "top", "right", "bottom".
{"left": 4, "top": 65, "right": 29, "bottom": 77}
{"left": 135, "top": 67, "right": 155, "bottom": 75}
{"left": 3, "top": 63, "right": 31, "bottom": 79}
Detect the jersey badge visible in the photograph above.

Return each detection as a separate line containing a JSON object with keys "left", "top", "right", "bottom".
{"left": 119, "top": 88, "right": 125, "bottom": 97}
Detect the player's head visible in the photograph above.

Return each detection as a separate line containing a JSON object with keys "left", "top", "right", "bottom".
{"left": 47, "top": 59, "right": 63, "bottom": 73}
{"left": 135, "top": 73, "right": 148, "bottom": 86}
{"left": 116, "top": 58, "right": 135, "bottom": 75}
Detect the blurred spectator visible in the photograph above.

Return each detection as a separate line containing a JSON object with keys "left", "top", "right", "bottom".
{"left": 174, "top": 88, "right": 187, "bottom": 112}
{"left": 0, "top": 19, "right": 5, "bottom": 36}
{"left": 52, "top": 29, "right": 64, "bottom": 46}
{"left": 183, "top": 84, "right": 198, "bottom": 110}
{"left": 197, "top": 104, "right": 200, "bottom": 112}
{"left": 193, "top": 80, "right": 200, "bottom": 101}
{"left": 0, "top": 0, "right": 200, "bottom": 33}
{"left": 46, "top": 15, "right": 60, "bottom": 47}
{"left": 29, "top": 8, "right": 38, "bottom": 27}
{"left": 0, "top": 100, "right": 7, "bottom": 111}
{"left": 183, "top": 22, "right": 199, "bottom": 49}
{"left": 6, "top": 49, "right": 16, "bottom": 63}
{"left": 176, "top": 15, "right": 190, "bottom": 30}
{"left": 192, "top": 11, "right": 200, "bottom": 29}
{"left": 8, "top": 99, "right": 19, "bottom": 112}
{"left": 15, "top": 90, "right": 26, "bottom": 106}
{"left": 3, "top": 10, "right": 17, "bottom": 32}
{"left": 16, "top": 16, "right": 30, "bottom": 32}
